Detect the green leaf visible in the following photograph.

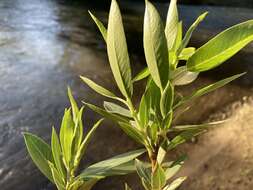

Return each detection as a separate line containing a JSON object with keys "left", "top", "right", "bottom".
{"left": 152, "top": 164, "right": 166, "bottom": 190}
{"left": 170, "top": 120, "right": 227, "bottom": 132}
{"left": 187, "top": 20, "right": 253, "bottom": 72}
{"left": 107, "top": 0, "right": 133, "bottom": 98}
{"left": 147, "top": 123, "right": 158, "bottom": 144}
{"left": 174, "top": 73, "right": 245, "bottom": 109}
{"left": 178, "top": 12, "right": 208, "bottom": 53}
{"left": 51, "top": 127, "right": 66, "bottom": 179}
{"left": 139, "top": 80, "right": 162, "bottom": 126}
{"left": 72, "top": 107, "right": 84, "bottom": 155}
{"left": 160, "top": 81, "right": 174, "bottom": 118}
{"left": 171, "top": 66, "right": 198, "bottom": 86}
{"left": 165, "top": 0, "right": 178, "bottom": 50}
{"left": 88, "top": 11, "right": 107, "bottom": 42}
{"left": 167, "top": 129, "right": 204, "bottom": 150}
{"left": 170, "top": 21, "right": 182, "bottom": 67}
{"left": 97, "top": 160, "right": 136, "bottom": 176}
{"left": 59, "top": 109, "right": 75, "bottom": 169}
{"left": 178, "top": 47, "right": 196, "bottom": 60}
{"left": 118, "top": 122, "right": 146, "bottom": 145}
{"left": 172, "top": 21, "right": 182, "bottom": 52}
{"left": 79, "top": 149, "right": 146, "bottom": 179}
{"left": 48, "top": 162, "right": 65, "bottom": 190}
{"left": 163, "top": 156, "right": 187, "bottom": 179}
{"left": 23, "top": 133, "right": 54, "bottom": 183}
{"left": 67, "top": 87, "right": 79, "bottom": 122}
{"left": 80, "top": 76, "right": 123, "bottom": 102}
{"left": 74, "top": 119, "right": 103, "bottom": 167}
{"left": 144, "top": 0, "right": 169, "bottom": 89}
{"left": 104, "top": 101, "right": 132, "bottom": 118}
{"left": 157, "top": 146, "right": 166, "bottom": 164}
{"left": 83, "top": 102, "right": 130, "bottom": 123}
{"left": 132, "top": 67, "right": 150, "bottom": 82}
{"left": 163, "top": 177, "right": 187, "bottom": 190}
{"left": 135, "top": 159, "right": 151, "bottom": 186}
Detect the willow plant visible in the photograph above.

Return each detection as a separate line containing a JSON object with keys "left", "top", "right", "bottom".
{"left": 24, "top": 88, "right": 145, "bottom": 190}
{"left": 83, "top": 0, "right": 253, "bottom": 189}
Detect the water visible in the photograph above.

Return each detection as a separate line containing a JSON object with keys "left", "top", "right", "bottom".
{"left": 0, "top": 0, "right": 116, "bottom": 189}
{"left": 0, "top": 0, "right": 253, "bottom": 189}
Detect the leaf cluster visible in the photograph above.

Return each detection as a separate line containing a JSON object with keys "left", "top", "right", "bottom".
{"left": 24, "top": 88, "right": 145, "bottom": 190}
{"left": 84, "top": 0, "right": 253, "bottom": 189}
{"left": 23, "top": 0, "right": 253, "bottom": 189}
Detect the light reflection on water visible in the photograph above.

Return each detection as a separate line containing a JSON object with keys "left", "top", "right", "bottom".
{"left": 0, "top": 0, "right": 113, "bottom": 189}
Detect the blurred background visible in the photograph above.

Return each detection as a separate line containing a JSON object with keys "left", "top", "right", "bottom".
{"left": 0, "top": 0, "right": 253, "bottom": 190}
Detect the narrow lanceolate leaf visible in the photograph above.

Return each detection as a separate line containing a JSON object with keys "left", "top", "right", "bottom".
{"left": 139, "top": 80, "right": 162, "bottom": 126}
{"left": 174, "top": 73, "right": 245, "bottom": 108}
{"left": 68, "top": 87, "right": 79, "bottom": 122}
{"left": 187, "top": 20, "right": 253, "bottom": 72}
{"left": 135, "top": 159, "right": 151, "bottom": 185}
{"left": 49, "top": 162, "right": 65, "bottom": 190}
{"left": 80, "top": 76, "right": 115, "bottom": 98}
{"left": 165, "top": 0, "right": 178, "bottom": 50}
{"left": 104, "top": 101, "right": 132, "bottom": 118}
{"left": 160, "top": 81, "right": 174, "bottom": 118}
{"left": 167, "top": 129, "right": 204, "bottom": 150}
{"left": 172, "top": 21, "right": 182, "bottom": 52}
{"left": 165, "top": 157, "right": 185, "bottom": 180}
{"left": 178, "top": 12, "right": 208, "bottom": 53}
{"left": 72, "top": 107, "right": 84, "bottom": 154}
{"left": 74, "top": 119, "right": 103, "bottom": 166}
{"left": 83, "top": 102, "right": 130, "bottom": 123}
{"left": 51, "top": 127, "right": 66, "bottom": 179}
{"left": 170, "top": 120, "right": 227, "bottom": 132}
{"left": 163, "top": 177, "right": 187, "bottom": 190}
{"left": 132, "top": 67, "right": 150, "bottom": 82}
{"left": 88, "top": 11, "right": 107, "bottom": 42}
{"left": 157, "top": 146, "right": 166, "bottom": 164}
{"left": 59, "top": 109, "right": 75, "bottom": 169}
{"left": 23, "top": 133, "right": 54, "bottom": 183}
{"left": 171, "top": 66, "right": 198, "bottom": 86}
{"left": 80, "top": 76, "right": 125, "bottom": 103}
{"left": 118, "top": 122, "right": 146, "bottom": 145}
{"left": 144, "top": 0, "right": 169, "bottom": 89}
{"left": 79, "top": 149, "right": 146, "bottom": 179}
{"left": 107, "top": 0, "right": 133, "bottom": 98}
{"left": 152, "top": 164, "right": 166, "bottom": 190}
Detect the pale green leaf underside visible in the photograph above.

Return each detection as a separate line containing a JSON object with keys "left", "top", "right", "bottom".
{"left": 144, "top": 0, "right": 169, "bottom": 89}
{"left": 171, "top": 66, "right": 198, "bottom": 86}
{"left": 165, "top": 0, "right": 178, "bottom": 50}
{"left": 163, "top": 177, "right": 187, "bottom": 190}
{"left": 79, "top": 149, "right": 145, "bottom": 179}
{"left": 107, "top": 0, "right": 133, "bottom": 98}
{"left": 104, "top": 101, "right": 132, "bottom": 118}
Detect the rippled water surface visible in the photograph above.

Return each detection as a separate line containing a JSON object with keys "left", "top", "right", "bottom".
{"left": 0, "top": 0, "right": 115, "bottom": 189}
